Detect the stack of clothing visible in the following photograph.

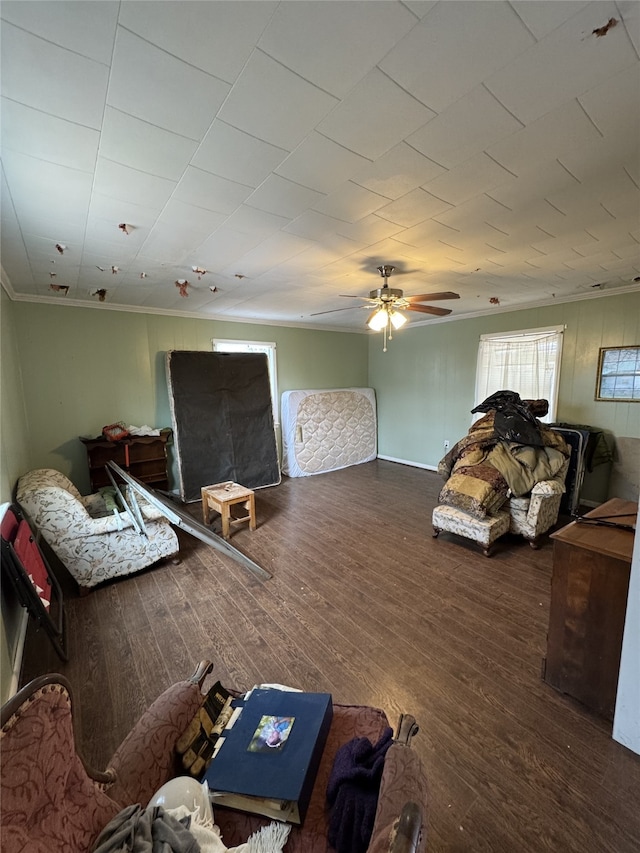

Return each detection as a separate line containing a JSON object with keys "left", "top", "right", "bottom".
{"left": 438, "top": 391, "right": 571, "bottom": 520}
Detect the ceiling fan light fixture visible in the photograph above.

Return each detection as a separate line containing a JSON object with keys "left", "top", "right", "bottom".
{"left": 367, "top": 307, "right": 388, "bottom": 331}
{"left": 389, "top": 309, "right": 407, "bottom": 330}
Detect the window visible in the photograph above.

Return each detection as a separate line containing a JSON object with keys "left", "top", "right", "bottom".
{"left": 595, "top": 346, "right": 640, "bottom": 401}
{"left": 474, "top": 325, "right": 564, "bottom": 422}
{"left": 212, "top": 339, "right": 279, "bottom": 424}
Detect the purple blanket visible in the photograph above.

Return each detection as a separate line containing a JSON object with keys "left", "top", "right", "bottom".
{"left": 326, "top": 726, "right": 394, "bottom": 853}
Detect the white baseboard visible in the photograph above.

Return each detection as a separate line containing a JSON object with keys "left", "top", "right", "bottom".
{"left": 376, "top": 453, "right": 438, "bottom": 472}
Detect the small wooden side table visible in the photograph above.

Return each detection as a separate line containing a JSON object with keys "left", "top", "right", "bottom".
{"left": 201, "top": 482, "right": 257, "bottom": 540}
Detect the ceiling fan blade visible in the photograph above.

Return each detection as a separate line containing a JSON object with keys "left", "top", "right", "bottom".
{"left": 310, "top": 305, "right": 368, "bottom": 316}
{"left": 407, "top": 304, "right": 452, "bottom": 316}
{"left": 405, "top": 291, "right": 460, "bottom": 303}
{"left": 338, "top": 294, "right": 372, "bottom": 299}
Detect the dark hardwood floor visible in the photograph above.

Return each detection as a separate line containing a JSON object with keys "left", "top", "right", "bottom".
{"left": 19, "top": 460, "right": 640, "bottom": 852}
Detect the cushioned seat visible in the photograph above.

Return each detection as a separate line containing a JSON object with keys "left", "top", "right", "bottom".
{"left": 16, "top": 468, "right": 179, "bottom": 591}
{"left": 432, "top": 505, "right": 511, "bottom": 556}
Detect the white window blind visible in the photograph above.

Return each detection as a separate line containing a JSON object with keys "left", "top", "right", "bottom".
{"left": 474, "top": 326, "right": 564, "bottom": 422}
{"left": 212, "top": 339, "right": 279, "bottom": 425}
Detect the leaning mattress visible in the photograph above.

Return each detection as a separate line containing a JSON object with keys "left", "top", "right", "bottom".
{"left": 281, "top": 388, "right": 377, "bottom": 477}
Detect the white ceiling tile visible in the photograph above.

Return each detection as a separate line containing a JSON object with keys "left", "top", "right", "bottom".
{"left": 88, "top": 194, "right": 161, "bottom": 231}
{"left": 173, "top": 167, "right": 252, "bottom": 214}
{"left": 407, "top": 86, "right": 523, "bottom": 169}
{"left": 84, "top": 216, "right": 148, "bottom": 253}
{"left": 191, "top": 121, "right": 288, "bottom": 188}
{"left": 118, "top": 1, "right": 277, "bottom": 82}
{"left": 107, "top": 29, "right": 230, "bottom": 140}
{"left": 0, "top": 0, "right": 118, "bottom": 64}
{"left": 223, "top": 207, "right": 291, "bottom": 241}
{"left": 139, "top": 221, "right": 203, "bottom": 264}
{"left": 402, "top": 2, "right": 438, "bottom": 19}
{"left": 0, "top": 99, "right": 99, "bottom": 173}
{"left": 618, "top": 1, "right": 640, "bottom": 55}
{"left": 318, "top": 69, "right": 435, "bottom": 160}
{"left": 486, "top": 100, "right": 603, "bottom": 177}
{"left": 483, "top": 200, "right": 571, "bottom": 242}
{"left": 12, "top": 215, "right": 86, "bottom": 248}
{"left": 313, "top": 182, "right": 390, "bottom": 223}
{"left": 285, "top": 211, "right": 363, "bottom": 245}
{"left": 376, "top": 188, "right": 452, "bottom": 227}
{"left": 510, "top": 1, "right": 589, "bottom": 40}
{"left": 276, "top": 133, "right": 371, "bottom": 194}
{"left": 157, "top": 200, "right": 227, "bottom": 240}
{"left": 257, "top": 1, "right": 417, "bottom": 98}
{"left": 579, "top": 63, "right": 640, "bottom": 142}
{"left": 336, "top": 214, "right": 404, "bottom": 245}
{"left": 99, "top": 108, "right": 198, "bottom": 181}
{"left": 558, "top": 134, "right": 640, "bottom": 186}
{"left": 486, "top": 160, "right": 580, "bottom": 210}
{"left": 352, "top": 142, "right": 445, "bottom": 199}
{"left": 218, "top": 51, "right": 338, "bottom": 151}
{"left": 2, "top": 151, "right": 92, "bottom": 225}
{"left": 194, "top": 228, "right": 263, "bottom": 270}
{"left": 485, "top": 1, "right": 638, "bottom": 124}
{"left": 245, "top": 175, "right": 324, "bottom": 219}
{"left": 394, "top": 217, "right": 467, "bottom": 250}
{"left": 93, "top": 158, "right": 176, "bottom": 209}
{"left": 379, "top": 1, "right": 535, "bottom": 113}
{"left": 422, "top": 153, "right": 514, "bottom": 206}
{"left": 1, "top": 23, "right": 109, "bottom": 128}
{"left": 434, "top": 194, "right": 514, "bottom": 231}
{"left": 219, "top": 232, "right": 310, "bottom": 279}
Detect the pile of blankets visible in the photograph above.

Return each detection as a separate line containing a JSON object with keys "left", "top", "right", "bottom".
{"left": 438, "top": 392, "right": 571, "bottom": 519}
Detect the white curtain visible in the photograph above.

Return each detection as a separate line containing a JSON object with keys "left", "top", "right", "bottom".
{"left": 474, "top": 327, "right": 564, "bottom": 422}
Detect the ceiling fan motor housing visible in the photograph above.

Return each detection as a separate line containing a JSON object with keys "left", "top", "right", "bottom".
{"left": 370, "top": 286, "right": 404, "bottom": 302}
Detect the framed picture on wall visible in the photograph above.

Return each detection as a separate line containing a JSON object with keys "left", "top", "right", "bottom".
{"left": 595, "top": 346, "right": 640, "bottom": 402}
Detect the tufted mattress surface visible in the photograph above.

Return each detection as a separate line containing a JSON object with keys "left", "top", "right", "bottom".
{"left": 281, "top": 389, "right": 377, "bottom": 477}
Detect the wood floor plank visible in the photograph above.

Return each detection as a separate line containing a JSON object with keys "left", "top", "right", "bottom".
{"left": 17, "top": 460, "right": 640, "bottom": 852}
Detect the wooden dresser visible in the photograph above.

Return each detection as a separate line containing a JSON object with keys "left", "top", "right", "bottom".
{"left": 543, "top": 498, "right": 637, "bottom": 721}
{"left": 80, "top": 430, "right": 172, "bottom": 492}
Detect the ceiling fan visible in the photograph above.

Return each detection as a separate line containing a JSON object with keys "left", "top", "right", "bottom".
{"left": 311, "top": 265, "right": 460, "bottom": 351}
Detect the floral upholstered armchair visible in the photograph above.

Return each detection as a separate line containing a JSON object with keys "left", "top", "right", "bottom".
{"left": 1, "top": 663, "right": 430, "bottom": 853}
{"left": 16, "top": 468, "right": 179, "bottom": 591}
{"left": 0, "top": 662, "right": 212, "bottom": 853}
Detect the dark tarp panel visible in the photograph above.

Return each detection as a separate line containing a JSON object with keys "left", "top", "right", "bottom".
{"left": 166, "top": 351, "right": 280, "bottom": 502}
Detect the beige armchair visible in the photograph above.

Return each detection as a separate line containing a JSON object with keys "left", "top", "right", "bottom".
{"left": 16, "top": 468, "right": 178, "bottom": 591}
{"left": 507, "top": 457, "right": 569, "bottom": 547}
{"left": 433, "top": 459, "right": 569, "bottom": 556}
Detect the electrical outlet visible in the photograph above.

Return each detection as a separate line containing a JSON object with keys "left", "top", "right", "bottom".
{"left": 443, "top": 440, "right": 450, "bottom": 451}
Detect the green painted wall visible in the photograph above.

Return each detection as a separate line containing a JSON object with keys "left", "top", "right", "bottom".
{"left": 8, "top": 303, "right": 369, "bottom": 493}
{"left": 370, "top": 290, "right": 640, "bottom": 502}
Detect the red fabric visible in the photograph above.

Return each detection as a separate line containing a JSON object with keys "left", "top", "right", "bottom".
{"left": 13, "top": 520, "right": 51, "bottom": 611}
{"left": 0, "top": 684, "right": 120, "bottom": 853}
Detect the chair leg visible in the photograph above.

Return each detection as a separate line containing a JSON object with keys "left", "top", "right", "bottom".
{"left": 432, "top": 527, "right": 440, "bottom": 538}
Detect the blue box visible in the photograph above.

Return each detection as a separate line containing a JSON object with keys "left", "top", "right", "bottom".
{"left": 203, "top": 688, "right": 333, "bottom": 824}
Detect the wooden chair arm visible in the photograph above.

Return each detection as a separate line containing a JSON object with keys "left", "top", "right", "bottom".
{"left": 395, "top": 713, "right": 419, "bottom": 745}
{"left": 188, "top": 660, "right": 213, "bottom": 688}
{"left": 388, "top": 801, "right": 423, "bottom": 853}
